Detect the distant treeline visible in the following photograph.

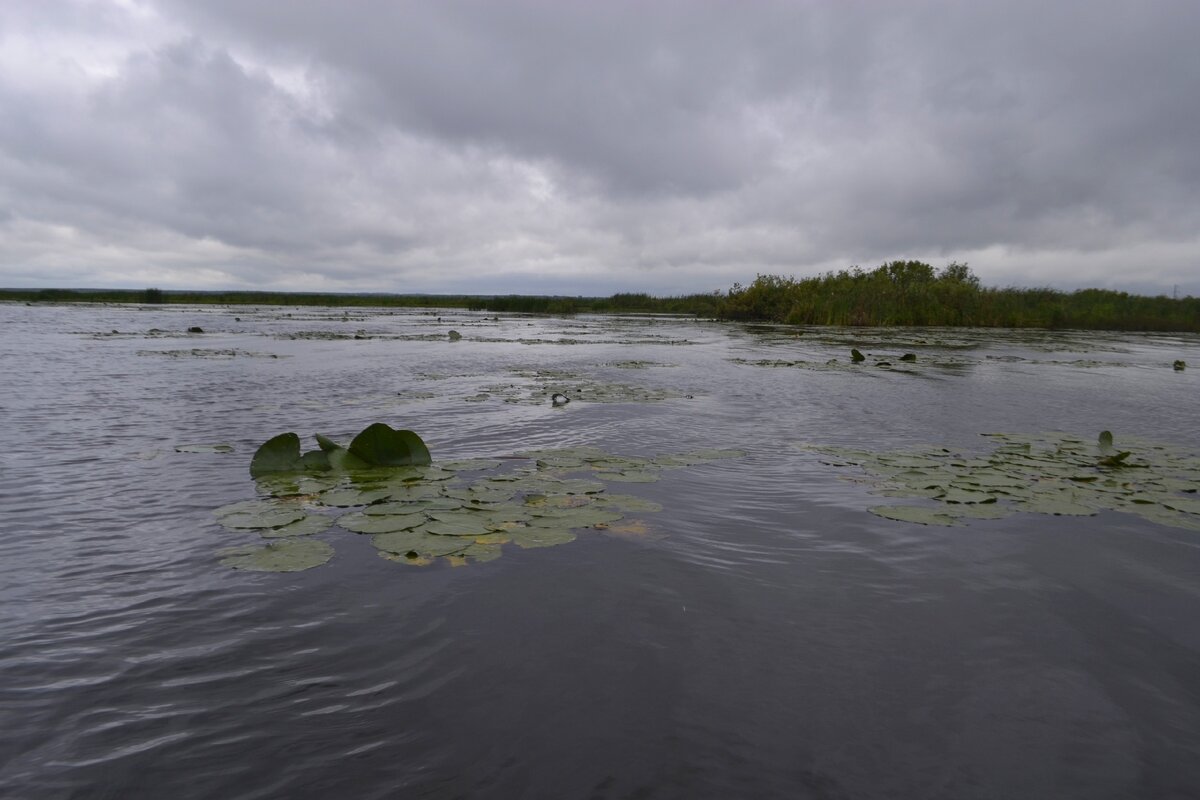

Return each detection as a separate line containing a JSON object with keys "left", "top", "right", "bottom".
{"left": 720, "top": 261, "right": 1200, "bottom": 332}
{"left": 4, "top": 261, "right": 1197, "bottom": 331}
{"left": 0, "top": 287, "right": 723, "bottom": 316}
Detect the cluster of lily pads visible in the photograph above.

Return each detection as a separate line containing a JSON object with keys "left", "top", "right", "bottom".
{"left": 214, "top": 423, "right": 745, "bottom": 572}
{"left": 799, "top": 431, "right": 1200, "bottom": 530}
{"left": 465, "top": 367, "right": 686, "bottom": 405}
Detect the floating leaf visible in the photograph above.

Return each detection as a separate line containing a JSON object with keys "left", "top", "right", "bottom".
{"left": 1098, "top": 430, "right": 1114, "bottom": 453}
{"left": 510, "top": 527, "right": 577, "bottom": 548}
{"left": 424, "top": 516, "right": 495, "bottom": 537}
{"left": 214, "top": 500, "right": 306, "bottom": 530}
{"left": 594, "top": 471, "right": 659, "bottom": 483}
{"left": 176, "top": 443, "right": 234, "bottom": 454}
{"left": 338, "top": 511, "right": 426, "bottom": 534}
{"left": 868, "top": 505, "right": 962, "bottom": 526}
{"left": 317, "top": 486, "right": 392, "bottom": 507}
{"left": 218, "top": 539, "right": 334, "bottom": 572}
{"left": 261, "top": 514, "right": 335, "bottom": 538}
{"left": 850, "top": 348, "right": 866, "bottom": 362}
{"left": 372, "top": 530, "right": 466, "bottom": 557}
{"left": 585, "top": 494, "right": 662, "bottom": 513}
{"left": 937, "top": 487, "right": 997, "bottom": 505}
{"left": 1018, "top": 497, "right": 1098, "bottom": 516}
{"left": 440, "top": 458, "right": 502, "bottom": 471}
{"left": 348, "top": 423, "right": 432, "bottom": 466}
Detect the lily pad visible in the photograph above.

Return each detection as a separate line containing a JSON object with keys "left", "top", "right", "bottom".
{"left": 372, "top": 530, "right": 467, "bottom": 557}
{"left": 261, "top": 514, "right": 335, "bottom": 538}
{"left": 593, "top": 471, "right": 660, "bottom": 483}
{"left": 868, "top": 505, "right": 963, "bottom": 526}
{"left": 1018, "top": 498, "right": 1099, "bottom": 516}
{"left": 218, "top": 539, "right": 334, "bottom": 572}
{"left": 214, "top": 500, "right": 307, "bottom": 530}
{"left": 176, "top": 443, "right": 235, "bottom": 454}
{"left": 338, "top": 511, "right": 426, "bottom": 534}
{"left": 510, "top": 527, "right": 577, "bottom": 548}
{"left": 590, "top": 494, "right": 667, "bottom": 513}
{"left": 317, "top": 486, "right": 393, "bottom": 508}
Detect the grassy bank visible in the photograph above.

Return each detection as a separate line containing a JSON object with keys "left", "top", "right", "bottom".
{"left": 4, "top": 261, "right": 1197, "bottom": 331}
{"left": 719, "top": 262, "right": 1200, "bottom": 332}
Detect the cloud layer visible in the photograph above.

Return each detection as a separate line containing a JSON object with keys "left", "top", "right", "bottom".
{"left": 2, "top": 0, "right": 1198, "bottom": 295}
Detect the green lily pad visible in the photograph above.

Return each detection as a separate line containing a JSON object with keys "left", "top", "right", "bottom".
{"left": 316, "top": 486, "right": 393, "bottom": 507}
{"left": 1018, "top": 497, "right": 1098, "bottom": 516}
{"left": 868, "top": 505, "right": 963, "bottom": 526}
{"left": 214, "top": 500, "right": 307, "bottom": 530}
{"left": 338, "top": 511, "right": 427, "bottom": 534}
{"left": 458, "top": 542, "right": 504, "bottom": 563}
{"left": 261, "top": 514, "right": 335, "bottom": 538}
{"left": 510, "top": 527, "right": 577, "bottom": 548}
{"left": 254, "top": 473, "right": 340, "bottom": 498}
{"left": 372, "top": 530, "right": 468, "bottom": 556}
{"left": 951, "top": 503, "right": 1014, "bottom": 520}
{"left": 424, "top": 516, "right": 495, "bottom": 537}
{"left": 218, "top": 539, "right": 334, "bottom": 572}
{"left": 1161, "top": 496, "right": 1200, "bottom": 515}
{"left": 589, "top": 494, "right": 664, "bottom": 513}
{"left": 176, "top": 443, "right": 235, "bottom": 454}
{"left": 440, "top": 458, "right": 502, "bottom": 471}
{"left": 594, "top": 471, "right": 660, "bottom": 483}
{"left": 937, "top": 487, "right": 997, "bottom": 505}
{"left": 527, "top": 507, "right": 624, "bottom": 528}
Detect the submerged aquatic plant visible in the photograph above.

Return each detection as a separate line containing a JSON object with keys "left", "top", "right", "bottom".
{"left": 798, "top": 430, "right": 1200, "bottom": 531}
{"left": 217, "top": 428, "right": 746, "bottom": 572}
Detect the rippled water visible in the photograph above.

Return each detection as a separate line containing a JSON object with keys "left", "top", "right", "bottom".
{"left": 2, "top": 302, "right": 1199, "bottom": 799}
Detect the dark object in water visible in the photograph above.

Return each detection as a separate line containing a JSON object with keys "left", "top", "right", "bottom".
{"left": 188, "top": 326, "right": 204, "bottom": 333}
{"left": 551, "top": 393, "right": 570, "bottom": 406}
{"left": 1174, "top": 360, "right": 1186, "bottom": 371}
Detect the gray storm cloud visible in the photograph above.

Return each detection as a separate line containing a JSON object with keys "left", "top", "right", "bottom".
{"left": 1, "top": 0, "right": 1197, "bottom": 295}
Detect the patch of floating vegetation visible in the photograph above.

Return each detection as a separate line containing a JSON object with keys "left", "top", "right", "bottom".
{"left": 214, "top": 426, "right": 746, "bottom": 572}
{"left": 797, "top": 431, "right": 1200, "bottom": 531}
{"left": 86, "top": 328, "right": 211, "bottom": 339}
{"left": 467, "top": 367, "right": 689, "bottom": 405}
{"left": 176, "top": 443, "right": 235, "bottom": 454}
{"left": 137, "top": 348, "right": 283, "bottom": 359}
{"left": 604, "top": 360, "right": 674, "bottom": 369}
{"left": 728, "top": 356, "right": 935, "bottom": 373}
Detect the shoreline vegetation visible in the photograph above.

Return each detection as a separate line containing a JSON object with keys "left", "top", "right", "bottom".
{"left": 2, "top": 261, "right": 1197, "bottom": 332}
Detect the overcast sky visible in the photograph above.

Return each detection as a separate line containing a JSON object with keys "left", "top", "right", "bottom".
{"left": 2, "top": 1, "right": 1198, "bottom": 296}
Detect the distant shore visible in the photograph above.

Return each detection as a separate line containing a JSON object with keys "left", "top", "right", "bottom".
{"left": 4, "top": 261, "right": 1198, "bottom": 332}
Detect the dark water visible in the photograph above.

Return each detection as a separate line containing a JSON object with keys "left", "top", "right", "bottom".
{"left": 2, "top": 303, "right": 1198, "bottom": 799}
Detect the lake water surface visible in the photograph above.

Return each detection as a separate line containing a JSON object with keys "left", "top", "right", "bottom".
{"left": 2, "top": 302, "right": 1199, "bottom": 799}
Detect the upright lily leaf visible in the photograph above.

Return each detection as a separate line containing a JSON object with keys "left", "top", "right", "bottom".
{"left": 1098, "top": 430, "right": 1114, "bottom": 454}
{"left": 349, "top": 423, "right": 432, "bottom": 466}
{"left": 850, "top": 348, "right": 866, "bottom": 362}
{"left": 315, "top": 434, "right": 342, "bottom": 453}
{"left": 250, "top": 432, "right": 302, "bottom": 476}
